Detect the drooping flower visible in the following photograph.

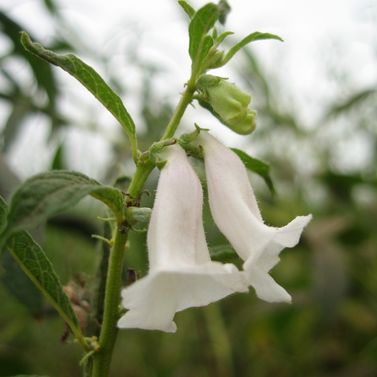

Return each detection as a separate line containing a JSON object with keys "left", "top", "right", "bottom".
{"left": 118, "top": 145, "right": 247, "bottom": 332}
{"left": 200, "top": 133, "right": 312, "bottom": 303}
{"left": 197, "top": 74, "right": 257, "bottom": 135}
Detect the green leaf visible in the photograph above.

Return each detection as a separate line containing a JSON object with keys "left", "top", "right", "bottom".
{"left": 209, "top": 244, "right": 237, "bottom": 262}
{"left": 189, "top": 3, "right": 219, "bottom": 62}
{"left": 216, "top": 31, "right": 234, "bottom": 45}
{"left": 1, "top": 251, "right": 44, "bottom": 316}
{"left": 20, "top": 32, "right": 138, "bottom": 159}
{"left": 0, "top": 12, "right": 58, "bottom": 108}
{"left": 43, "top": 0, "right": 58, "bottom": 14}
{"left": 0, "top": 195, "right": 7, "bottom": 234}
{"left": 178, "top": 0, "right": 195, "bottom": 18}
{"left": 326, "top": 88, "right": 376, "bottom": 118}
{"left": 3, "top": 170, "right": 124, "bottom": 238}
{"left": 197, "top": 35, "right": 214, "bottom": 69}
{"left": 1, "top": 95, "right": 32, "bottom": 153}
{"left": 223, "top": 32, "right": 283, "bottom": 65}
{"left": 6, "top": 230, "right": 84, "bottom": 346}
{"left": 231, "top": 148, "right": 275, "bottom": 193}
{"left": 91, "top": 186, "right": 125, "bottom": 219}
{"left": 50, "top": 143, "right": 66, "bottom": 170}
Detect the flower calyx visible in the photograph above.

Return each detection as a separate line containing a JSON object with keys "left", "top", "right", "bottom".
{"left": 196, "top": 74, "right": 256, "bottom": 135}
{"left": 178, "top": 124, "right": 208, "bottom": 160}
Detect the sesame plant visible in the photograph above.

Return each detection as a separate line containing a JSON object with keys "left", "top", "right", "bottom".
{"left": 0, "top": 1, "right": 311, "bottom": 376}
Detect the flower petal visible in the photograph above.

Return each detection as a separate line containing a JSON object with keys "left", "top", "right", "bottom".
{"left": 118, "top": 263, "right": 247, "bottom": 332}
{"left": 245, "top": 266, "right": 292, "bottom": 303}
{"left": 201, "top": 133, "right": 312, "bottom": 302}
{"left": 148, "top": 145, "right": 211, "bottom": 269}
{"left": 118, "top": 273, "right": 177, "bottom": 333}
{"left": 118, "top": 144, "right": 247, "bottom": 332}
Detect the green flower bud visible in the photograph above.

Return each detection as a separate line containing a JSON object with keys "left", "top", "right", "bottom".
{"left": 197, "top": 75, "right": 256, "bottom": 135}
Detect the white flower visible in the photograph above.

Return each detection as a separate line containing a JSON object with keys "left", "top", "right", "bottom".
{"left": 118, "top": 145, "right": 247, "bottom": 333}
{"left": 201, "top": 133, "right": 312, "bottom": 303}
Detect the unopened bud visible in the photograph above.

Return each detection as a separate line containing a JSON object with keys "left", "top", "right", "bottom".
{"left": 197, "top": 75, "right": 256, "bottom": 135}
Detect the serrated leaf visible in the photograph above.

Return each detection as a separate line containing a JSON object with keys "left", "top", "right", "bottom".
{"left": 178, "top": 0, "right": 195, "bottom": 18}
{"left": 232, "top": 148, "right": 275, "bottom": 193}
{"left": 3, "top": 171, "right": 124, "bottom": 239}
{"left": 20, "top": 32, "right": 137, "bottom": 159}
{"left": 6, "top": 231, "right": 84, "bottom": 346}
{"left": 223, "top": 32, "right": 283, "bottom": 65}
{"left": 189, "top": 3, "right": 219, "bottom": 62}
{"left": 0, "top": 195, "right": 7, "bottom": 234}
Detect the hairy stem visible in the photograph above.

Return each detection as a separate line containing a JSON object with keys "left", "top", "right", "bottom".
{"left": 161, "top": 79, "right": 196, "bottom": 140}
{"left": 91, "top": 225, "right": 128, "bottom": 377}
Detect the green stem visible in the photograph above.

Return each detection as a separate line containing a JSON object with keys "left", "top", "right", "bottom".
{"left": 91, "top": 226, "right": 128, "bottom": 377}
{"left": 161, "top": 79, "right": 196, "bottom": 140}
{"left": 203, "top": 305, "right": 234, "bottom": 377}
{"left": 127, "top": 163, "right": 154, "bottom": 199}
{"left": 90, "top": 163, "right": 154, "bottom": 377}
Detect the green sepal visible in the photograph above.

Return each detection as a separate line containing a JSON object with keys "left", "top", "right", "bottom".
{"left": 156, "top": 160, "right": 168, "bottom": 170}
{"left": 197, "top": 75, "right": 256, "bottom": 134}
{"left": 179, "top": 124, "right": 204, "bottom": 144}
{"left": 147, "top": 138, "right": 177, "bottom": 169}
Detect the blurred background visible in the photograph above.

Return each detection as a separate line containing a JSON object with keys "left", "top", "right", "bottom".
{"left": 0, "top": 0, "right": 376, "bottom": 376}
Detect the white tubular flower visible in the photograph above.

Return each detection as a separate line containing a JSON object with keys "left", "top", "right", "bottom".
{"left": 201, "top": 133, "right": 312, "bottom": 303}
{"left": 118, "top": 145, "right": 247, "bottom": 333}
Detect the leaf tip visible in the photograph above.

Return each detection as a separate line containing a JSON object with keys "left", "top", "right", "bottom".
{"left": 19, "top": 30, "right": 31, "bottom": 48}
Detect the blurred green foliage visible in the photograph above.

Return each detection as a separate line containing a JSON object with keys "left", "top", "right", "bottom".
{"left": 0, "top": 2, "right": 376, "bottom": 377}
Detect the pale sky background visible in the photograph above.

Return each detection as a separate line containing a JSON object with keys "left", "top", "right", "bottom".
{"left": 0, "top": 0, "right": 376, "bottom": 179}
